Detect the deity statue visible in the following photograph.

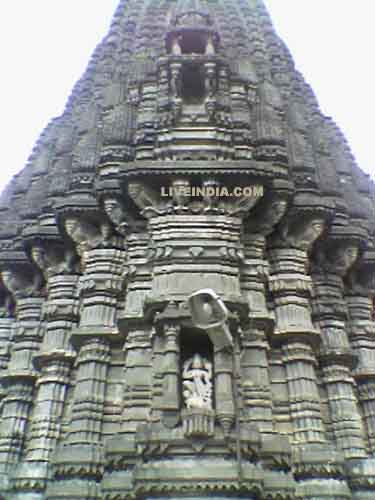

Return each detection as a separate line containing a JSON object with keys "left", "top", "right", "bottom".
{"left": 183, "top": 353, "right": 212, "bottom": 409}
{"left": 171, "top": 36, "right": 182, "bottom": 55}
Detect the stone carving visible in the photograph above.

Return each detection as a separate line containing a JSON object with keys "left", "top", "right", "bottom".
{"left": 171, "top": 178, "right": 191, "bottom": 212}
{"left": 170, "top": 64, "right": 182, "bottom": 98}
{"left": 204, "top": 64, "right": 216, "bottom": 98}
{"left": 31, "top": 245, "right": 79, "bottom": 278}
{"left": 315, "top": 242, "right": 359, "bottom": 277}
{"left": 256, "top": 77, "right": 284, "bottom": 143}
{"left": 247, "top": 196, "right": 289, "bottom": 236}
{"left": 0, "top": 0, "right": 374, "bottom": 499}
{"left": 171, "top": 36, "right": 182, "bottom": 55}
{"left": 103, "top": 197, "right": 129, "bottom": 236}
{"left": 64, "top": 216, "right": 114, "bottom": 259}
{"left": 1, "top": 269, "right": 43, "bottom": 299}
{"left": 127, "top": 181, "right": 164, "bottom": 218}
{"left": 183, "top": 354, "right": 212, "bottom": 409}
{"left": 276, "top": 216, "right": 326, "bottom": 251}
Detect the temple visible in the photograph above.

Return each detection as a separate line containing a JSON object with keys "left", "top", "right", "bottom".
{"left": 0, "top": 0, "right": 374, "bottom": 498}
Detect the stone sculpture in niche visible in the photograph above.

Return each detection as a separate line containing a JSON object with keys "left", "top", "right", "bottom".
{"left": 183, "top": 353, "right": 213, "bottom": 409}
{"left": 0, "top": 0, "right": 375, "bottom": 498}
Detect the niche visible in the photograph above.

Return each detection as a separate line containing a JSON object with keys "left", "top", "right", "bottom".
{"left": 181, "top": 63, "right": 205, "bottom": 104}
{"left": 180, "top": 327, "right": 214, "bottom": 410}
{"left": 179, "top": 31, "right": 207, "bottom": 54}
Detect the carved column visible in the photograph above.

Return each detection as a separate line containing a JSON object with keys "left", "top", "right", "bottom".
{"left": 267, "top": 206, "right": 357, "bottom": 500}
{"left": 122, "top": 232, "right": 152, "bottom": 321}
{"left": 255, "top": 75, "right": 286, "bottom": 161}
{"left": 161, "top": 323, "right": 181, "bottom": 415}
{"left": 0, "top": 268, "right": 44, "bottom": 482}
{"left": 103, "top": 195, "right": 154, "bottom": 437}
{"left": 23, "top": 244, "right": 80, "bottom": 468}
{"left": 151, "top": 303, "right": 183, "bottom": 430}
{"left": 102, "top": 195, "right": 151, "bottom": 323}
{"left": 69, "top": 339, "right": 111, "bottom": 443}
{"left": 240, "top": 196, "right": 288, "bottom": 435}
{"left": 47, "top": 215, "right": 126, "bottom": 500}
{"left": 9, "top": 234, "right": 81, "bottom": 498}
{"left": 215, "top": 345, "right": 235, "bottom": 434}
{"left": 0, "top": 285, "right": 14, "bottom": 401}
{"left": 311, "top": 237, "right": 367, "bottom": 458}
{"left": 204, "top": 60, "right": 217, "bottom": 121}
{"left": 268, "top": 213, "right": 327, "bottom": 445}
{"left": 345, "top": 250, "right": 375, "bottom": 452}
{"left": 230, "top": 67, "right": 253, "bottom": 160}
{"left": 135, "top": 77, "right": 157, "bottom": 160}
{"left": 66, "top": 221, "right": 124, "bottom": 442}
{"left": 122, "top": 328, "right": 153, "bottom": 435}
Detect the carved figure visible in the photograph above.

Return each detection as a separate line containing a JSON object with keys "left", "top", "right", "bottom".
{"left": 257, "top": 78, "right": 284, "bottom": 141}
{"left": 171, "top": 179, "right": 191, "bottom": 211}
{"left": 183, "top": 353, "right": 212, "bottom": 409}
{"left": 333, "top": 244, "right": 359, "bottom": 276}
{"left": 170, "top": 66, "right": 181, "bottom": 98}
{"left": 279, "top": 217, "right": 325, "bottom": 251}
{"left": 1, "top": 269, "right": 42, "bottom": 299}
{"left": 205, "top": 35, "right": 215, "bottom": 55}
{"left": 64, "top": 217, "right": 103, "bottom": 255}
{"left": 205, "top": 66, "right": 216, "bottom": 98}
{"left": 103, "top": 197, "right": 129, "bottom": 236}
{"left": 171, "top": 36, "right": 182, "bottom": 55}
{"left": 31, "top": 245, "right": 78, "bottom": 278}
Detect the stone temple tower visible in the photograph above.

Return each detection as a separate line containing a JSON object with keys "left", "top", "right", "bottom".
{"left": 0, "top": 0, "right": 375, "bottom": 498}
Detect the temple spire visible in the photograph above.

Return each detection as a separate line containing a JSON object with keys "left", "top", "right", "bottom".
{"left": 0, "top": 1, "right": 374, "bottom": 499}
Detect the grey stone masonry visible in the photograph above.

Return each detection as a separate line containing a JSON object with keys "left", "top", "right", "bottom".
{"left": 0, "top": 0, "right": 374, "bottom": 498}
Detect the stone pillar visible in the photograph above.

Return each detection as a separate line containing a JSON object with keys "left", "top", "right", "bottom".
{"left": 215, "top": 346, "right": 235, "bottom": 434}
{"left": 0, "top": 268, "right": 44, "bottom": 490}
{"left": 240, "top": 192, "right": 290, "bottom": 435}
{"left": 102, "top": 195, "right": 153, "bottom": 324}
{"left": 122, "top": 232, "right": 153, "bottom": 321}
{"left": 240, "top": 325, "right": 273, "bottom": 433}
{"left": 0, "top": 287, "right": 14, "bottom": 401}
{"left": 266, "top": 203, "right": 334, "bottom": 447}
{"left": 152, "top": 307, "right": 182, "bottom": 430}
{"left": 161, "top": 324, "right": 181, "bottom": 414}
{"left": 311, "top": 239, "right": 367, "bottom": 459}
{"left": 10, "top": 269, "right": 80, "bottom": 498}
{"left": 345, "top": 250, "right": 375, "bottom": 452}
{"left": 268, "top": 240, "right": 325, "bottom": 445}
{"left": 122, "top": 328, "right": 153, "bottom": 435}
{"left": 135, "top": 76, "right": 157, "bottom": 160}
{"left": 47, "top": 216, "right": 126, "bottom": 500}
{"left": 240, "top": 234, "right": 273, "bottom": 434}
{"left": 255, "top": 75, "right": 287, "bottom": 161}
{"left": 230, "top": 68, "right": 253, "bottom": 160}
{"left": 25, "top": 264, "right": 79, "bottom": 460}
{"left": 69, "top": 338, "right": 111, "bottom": 444}
{"left": 268, "top": 206, "right": 355, "bottom": 499}
{"left": 103, "top": 196, "right": 155, "bottom": 436}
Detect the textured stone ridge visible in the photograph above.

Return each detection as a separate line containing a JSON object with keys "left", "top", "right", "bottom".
{"left": 0, "top": 0, "right": 374, "bottom": 499}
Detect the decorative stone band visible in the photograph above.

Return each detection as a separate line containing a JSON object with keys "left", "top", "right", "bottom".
{"left": 268, "top": 275, "right": 313, "bottom": 294}
{"left": 181, "top": 408, "right": 215, "bottom": 438}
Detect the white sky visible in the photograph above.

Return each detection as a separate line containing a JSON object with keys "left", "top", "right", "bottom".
{"left": 0, "top": 1, "right": 374, "bottom": 194}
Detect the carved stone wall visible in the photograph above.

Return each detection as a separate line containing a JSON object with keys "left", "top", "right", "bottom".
{"left": 0, "top": 0, "right": 374, "bottom": 499}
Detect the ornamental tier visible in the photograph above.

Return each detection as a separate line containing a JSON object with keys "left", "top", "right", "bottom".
{"left": 0, "top": 1, "right": 374, "bottom": 499}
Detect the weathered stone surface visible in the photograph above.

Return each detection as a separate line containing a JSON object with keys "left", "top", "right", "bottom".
{"left": 0, "top": 0, "right": 374, "bottom": 498}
